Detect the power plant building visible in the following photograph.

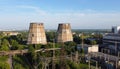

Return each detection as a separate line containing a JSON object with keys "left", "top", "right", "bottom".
{"left": 27, "top": 23, "right": 47, "bottom": 45}
{"left": 56, "top": 23, "right": 73, "bottom": 43}
{"left": 102, "top": 26, "right": 120, "bottom": 54}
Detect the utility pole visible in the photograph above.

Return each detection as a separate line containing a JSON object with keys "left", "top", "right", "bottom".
{"left": 98, "top": 31, "right": 101, "bottom": 45}
{"left": 60, "top": 41, "right": 66, "bottom": 69}
{"left": 52, "top": 39, "right": 55, "bottom": 69}
{"left": 9, "top": 54, "right": 13, "bottom": 69}
{"left": 75, "top": 51, "right": 78, "bottom": 63}
{"left": 88, "top": 54, "right": 91, "bottom": 69}
{"left": 115, "top": 41, "right": 117, "bottom": 56}
{"left": 34, "top": 44, "right": 37, "bottom": 69}
{"left": 96, "top": 61, "right": 98, "bottom": 69}
{"left": 116, "top": 51, "right": 120, "bottom": 69}
{"left": 116, "top": 58, "right": 118, "bottom": 69}
{"left": 0, "top": 38, "right": 1, "bottom": 46}
{"left": 81, "top": 32, "right": 84, "bottom": 49}
{"left": 70, "top": 52, "right": 73, "bottom": 61}
{"left": 89, "top": 60, "right": 90, "bottom": 69}
{"left": 81, "top": 32, "right": 85, "bottom": 57}
{"left": 45, "top": 59, "right": 47, "bottom": 69}
{"left": 118, "top": 51, "right": 120, "bottom": 58}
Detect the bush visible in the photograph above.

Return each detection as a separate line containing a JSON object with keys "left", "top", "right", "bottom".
{"left": 0, "top": 62, "right": 10, "bottom": 69}
{"left": 13, "top": 55, "right": 30, "bottom": 69}
{"left": 0, "top": 56, "right": 10, "bottom": 69}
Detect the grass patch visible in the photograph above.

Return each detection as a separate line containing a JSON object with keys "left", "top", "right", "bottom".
{"left": 0, "top": 56, "right": 8, "bottom": 62}
{"left": 0, "top": 56, "right": 10, "bottom": 69}
{"left": 79, "top": 63, "right": 89, "bottom": 69}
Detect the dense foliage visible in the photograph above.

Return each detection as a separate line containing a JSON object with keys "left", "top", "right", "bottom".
{"left": 0, "top": 30, "right": 104, "bottom": 69}
{"left": 13, "top": 55, "right": 30, "bottom": 69}
{"left": 0, "top": 56, "right": 10, "bottom": 69}
{"left": 0, "top": 31, "right": 27, "bottom": 51}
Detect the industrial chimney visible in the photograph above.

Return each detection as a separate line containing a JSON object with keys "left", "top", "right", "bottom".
{"left": 27, "top": 23, "right": 47, "bottom": 44}
{"left": 56, "top": 23, "right": 73, "bottom": 43}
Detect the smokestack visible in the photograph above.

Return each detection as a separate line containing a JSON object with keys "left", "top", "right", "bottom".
{"left": 56, "top": 23, "right": 73, "bottom": 43}
{"left": 27, "top": 23, "right": 47, "bottom": 44}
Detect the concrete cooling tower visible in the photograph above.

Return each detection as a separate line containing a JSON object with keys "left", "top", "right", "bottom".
{"left": 56, "top": 23, "right": 73, "bottom": 43}
{"left": 27, "top": 23, "right": 47, "bottom": 44}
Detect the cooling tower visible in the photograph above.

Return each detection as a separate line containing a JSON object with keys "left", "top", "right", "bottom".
{"left": 56, "top": 23, "right": 73, "bottom": 43}
{"left": 27, "top": 23, "right": 47, "bottom": 44}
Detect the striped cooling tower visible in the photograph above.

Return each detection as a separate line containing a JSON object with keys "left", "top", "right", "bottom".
{"left": 27, "top": 23, "right": 47, "bottom": 44}
{"left": 56, "top": 23, "right": 73, "bottom": 43}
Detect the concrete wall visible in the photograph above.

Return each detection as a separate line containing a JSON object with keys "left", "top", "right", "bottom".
{"left": 88, "top": 45, "right": 98, "bottom": 53}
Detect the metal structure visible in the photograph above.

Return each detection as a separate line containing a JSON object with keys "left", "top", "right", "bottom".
{"left": 56, "top": 23, "right": 73, "bottom": 43}
{"left": 88, "top": 52, "right": 120, "bottom": 69}
{"left": 60, "top": 42, "right": 67, "bottom": 69}
{"left": 27, "top": 23, "right": 47, "bottom": 45}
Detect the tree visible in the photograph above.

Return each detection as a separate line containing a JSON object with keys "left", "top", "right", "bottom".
{"left": 64, "top": 41, "right": 77, "bottom": 55}
{"left": 13, "top": 55, "right": 30, "bottom": 69}
{"left": 90, "top": 40, "right": 97, "bottom": 45}
{"left": 28, "top": 45, "right": 35, "bottom": 53}
{"left": 1, "top": 39, "right": 10, "bottom": 46}
{"left": 0, "top": 62, "right": 10, "bottom": 69}
{"left": 73, "top": 35, "right": 81, "bottom": 44}
{"left": 79, "top": 48, "right": 84, "bottom": 57}
{"left": 16, "top": 33, "right": 28, "bottom": 45}
{"left": 0, "top": 45, "right": 9, "bottom": 51}
{"left": 0, "top": 39, "right": 10, "bottom": 51}
{"left": 64, "top": 41, "right": 76, "bottom": 46}
{"left": 10, "top": 40, "right": 19, "bottom": 50}
{"left": 28, "top": 45, "right": 36, "bottom": 64}
{"left": 0, "top": 32, "right": 4, "bottom": 39}
{"left": 46, "top": 31, "right": 55, "bottom": 42}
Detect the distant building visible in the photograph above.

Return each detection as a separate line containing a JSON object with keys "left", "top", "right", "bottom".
{"left": 2, "top": 31, "right": 19, "bottom": 36}
{"left": 72, "top": 32, "right": 76, "bottom": 35}
{"left": 27, "top": 23, "right": 47, "bottom": 45}
{"left": 56, "top": 23, "right": 73, "bottom": 43}
{"left": 112, "top": 26, "right": 120, "bottom": 34}
{"left": 77, "top": 44, "right": 99, "bottom": 54}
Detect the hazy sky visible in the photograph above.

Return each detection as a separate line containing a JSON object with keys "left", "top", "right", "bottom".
{"left": 0, "top": 0, "right": 120, "bottom": 30}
